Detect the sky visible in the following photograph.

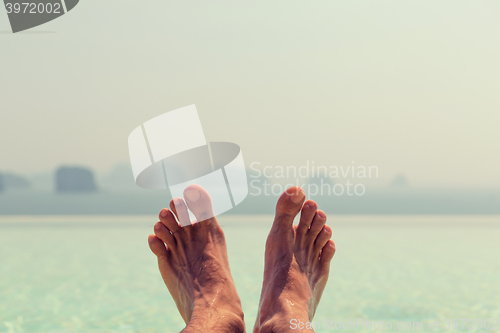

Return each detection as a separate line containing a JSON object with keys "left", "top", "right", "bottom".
{"left": 1, "top": 0, "right": 499, "bottom": 189}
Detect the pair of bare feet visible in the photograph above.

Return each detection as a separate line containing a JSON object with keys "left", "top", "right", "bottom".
{"left": 148, "top": 186, "right": 335, "bottom": 333}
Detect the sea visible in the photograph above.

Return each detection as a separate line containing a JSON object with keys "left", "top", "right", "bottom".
{"left": 0, "top": 215, "right": 499, "bottom": 332}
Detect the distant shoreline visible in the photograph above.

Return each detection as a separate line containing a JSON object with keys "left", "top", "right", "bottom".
{"left": 0, "top": 189, "right": 498, "bottom": 215}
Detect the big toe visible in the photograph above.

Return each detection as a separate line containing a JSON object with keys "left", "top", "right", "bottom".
{"left": 183, "top": 184, "right": 215, "bottom": 223}
{"left": 272, "top": 186, "right": 305, "bottom": 232}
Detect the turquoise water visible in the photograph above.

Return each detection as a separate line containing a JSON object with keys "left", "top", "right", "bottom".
{"left": 0, "top": 215, "right": 499, "bottom": 332}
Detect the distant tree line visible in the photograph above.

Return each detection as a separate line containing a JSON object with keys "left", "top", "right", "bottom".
{"left": 0, "top": 172, "right": 30, "bottom": 192}
{"left": 55, "top": 167, "right": 97, "bottom": 192}
{"left": 0, "top": 166, "right": 98, "bottom": 193}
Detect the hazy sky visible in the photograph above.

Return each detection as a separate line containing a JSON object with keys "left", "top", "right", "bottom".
{"left": 1, "top": 1, "right": 499, "bottom": 188}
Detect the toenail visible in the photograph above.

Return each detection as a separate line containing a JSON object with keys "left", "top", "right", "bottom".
{"left": 160, "top": 209, "right": 168, "bottom": 218}
{"left": 290, "top": 190, "right": 305, "bottom": 203}
{"left": 318, "top": 211, "right": 326, "bottom": 218}
{"left": 154, "top": 222, "right": 162, "bottom": 230}
{"left": 184, "top": 189, "right": 201, "bottom": 202}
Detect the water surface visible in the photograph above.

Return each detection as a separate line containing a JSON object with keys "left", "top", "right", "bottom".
{"left": 1, "top": 215, "right": 499, "bottom": 332}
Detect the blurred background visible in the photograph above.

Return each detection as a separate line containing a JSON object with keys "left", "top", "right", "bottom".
{"left": 1, "top": 1, "right": 499, "bottom": 215}
{"left": 1, "top": 1, "right": 499, "bottom": 332}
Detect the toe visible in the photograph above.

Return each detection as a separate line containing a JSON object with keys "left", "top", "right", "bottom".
{"left": 170, "top": 199, "right": 195, "bottom": 237}
{"left": 148, "top": 234, "right": 168, "bottom": 259}
{"left": 154, "top": 221, "right": 176, "bottom": 250}
{"left": 308, "top": 210, "right": 327, "bottom": 237}
{"left": 272, "top": 186, "right": 305, "bottom": 231}
{"left": 159, "top": 209, "right": 181, "bottom": 232}
{"left": 169, "top": 200, "right": 178, "bottom": 218}
{"left": 171, "top": 198, "right": 192, "bottom": 227}
{"left": 320, "top": 240, "right": 336, "bottom": 264}
{"left": 297, "top": 200, "right": 317, "bottom": 235}
{"left": 183, "top": 184, "right": 215, "bottom": 223}
{"left": 314, "top": 225, "right": 332, "bottom": 253}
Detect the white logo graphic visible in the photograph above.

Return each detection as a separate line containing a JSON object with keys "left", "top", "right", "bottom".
{"left": 128, "top": 105, "right": 248, "bottom": 226}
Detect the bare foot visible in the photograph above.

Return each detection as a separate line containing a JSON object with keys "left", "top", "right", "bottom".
{"left": 254, "top": 187, "right": 336, "bottom": 333}
{"left": 148, "top": 185, "right": 245, "bottom": 333}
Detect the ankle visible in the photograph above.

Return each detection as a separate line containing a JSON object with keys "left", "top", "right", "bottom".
{"left": 254, "top": 297, "right": 310, "bottom": 333}
{"left": 185, "top": 303, "right": 245, "bottom": 333}
{"left": 184, "top": 314, "right": 245, "bottom": 333}
{"left": 256, "top": 314, "right": 312, "bottom": 333}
